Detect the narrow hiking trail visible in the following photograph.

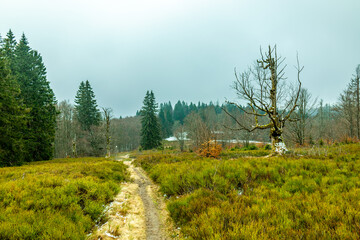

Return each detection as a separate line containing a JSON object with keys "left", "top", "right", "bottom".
{"left": 91, "top": 154, "right": 177, "bottom": 240}
{"left": 132, "top": 167, "right": 162, "bottom": 239}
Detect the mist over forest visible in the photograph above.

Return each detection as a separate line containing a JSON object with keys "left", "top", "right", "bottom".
{"left": 1, "top": 28, "right": 359, "bottom": 159}
{"left": 1, "top": 1, "right": 360, "bottom": 239}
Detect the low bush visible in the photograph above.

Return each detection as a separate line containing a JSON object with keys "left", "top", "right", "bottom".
{"left": 221, "top": 148, "right": 270, "bottom": 159}
{"left": 242, "top": 144, "right": 258, "bottom": 151}
{"left": 135, "top": 144, "right": 360, "bottom": 239}
{"left": 134, "top": 151, "right": 202, "bottom": 171}
{"left": 0, "top": 157, "right": 129, "bottom": 240}
{"left": 197, "top": 140, "right": 222, "bottom": 158}
{"left": 265, "top": 144, "right": 272, "bottom": 150}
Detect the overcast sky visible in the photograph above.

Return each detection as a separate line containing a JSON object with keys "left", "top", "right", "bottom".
{"left": 1, "top": 0, "right": 359, "bottom": 117}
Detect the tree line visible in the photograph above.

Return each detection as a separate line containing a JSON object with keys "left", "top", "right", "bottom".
{"left": 55, "top": 80, "right": 111, "bottom": 158}
{"left": 53, "top": 45, "right": 360, "bottom": 155}
{"left": 337, "top": 65, "right": 360, "bottom": 139}
{"left": 148, "top": 47, "right": 360, "bottom": 153}
{"left": 2, "top": 35, "right": 360, "bottom": 162}
{"left": 0, "top": 30, "right": 56, "bottom": 166}
{"left": 61, "top": 79, "right": 360, "bottom": 156}
{"left": 0, "top": 31, "right": 117, "bottom": 162}
{"left": 52, "top": 46, "right": 360, "bottom": 156}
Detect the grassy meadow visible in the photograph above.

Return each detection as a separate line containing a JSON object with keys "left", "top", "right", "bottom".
{"left": 135, "top": 144, "right": 360, "bottom": 239}
{"left": 0, "top": 157, "right": 129, "bottom": 239}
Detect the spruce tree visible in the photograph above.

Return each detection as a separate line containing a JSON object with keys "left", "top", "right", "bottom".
{"left": 0, "top": 52, "right": 27, "bottom": 166}
{"left": 13, "top": 33, "right": 57, "bottom": 162}
{"left": 159, "top": 102, "right": 174, "bottom": 138}
{"left": 189, "top": 102, "right": 197, "bottom": 113}
{"left": 159, "top": 106, "right": 167, "bottom": 138}
{"left": 173, "top": 100, "right": 185, "bottom": 124}
{"left": 74, "top": 80, "right": 101, "bottom": 131}
{"left": 140, "top": 91, "right": 161, "bottom": 150}
{"left": 2, "top": 30, "right": 17, "bottom": 72}
{"left": 165, "top": 102, "right": 174, "bottom": 135}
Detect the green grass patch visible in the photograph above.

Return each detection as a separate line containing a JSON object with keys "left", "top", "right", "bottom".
{"left": 0, "top": 157, "right": 129, "bottom": 239}
{"left": 135, "top": 145, "right": 360, "bottom": 239}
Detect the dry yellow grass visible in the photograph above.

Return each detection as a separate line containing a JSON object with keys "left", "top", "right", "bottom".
{"left": 90, "top": 156, "right": 146, "bottom": 240}
{"left": 90, "top": 154, "right": 180, "bottom": 240}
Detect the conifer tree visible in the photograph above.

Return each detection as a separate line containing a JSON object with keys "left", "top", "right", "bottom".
{"left": 0, "top": 52, "right": 27, "bottom": 166}
{"left": 2, "top": 30, "right": 17, "bottom": 72}
{"left": 189, "top": 102, "right": 197, "bottom": 113}
{"left": 165, "top": 103, "right": 174, "bottom": 136}
{"left": 174, "top": 100, "right": 186, "bottom": 124}
{"left": 74, "top": 80, "right": 103, "bottom": 157}
{"left": 0, "top": 30, "right": 56, "bottom": 163}
{"left": 159, "top": 106, "right": 167, "bottom": 138}
{"left": 159, "top": 102, "right": 174, "bottom": 138}
{"left": 13, "top": 33, "right": 57, "bottom": 161}
{"left": 74, "top": 80, "right": 101, "bottom": 131}
{"left": 140, "top": 91, "right": 162, "bottom": 150}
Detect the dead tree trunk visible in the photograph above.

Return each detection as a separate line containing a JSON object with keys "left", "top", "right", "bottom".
{"left": 287, "top": 88, "right": 317, "bottom": 146}
{"left": 354, "top": 65, "right": 360, "bottom": 139}
{"left": 72, "top": 134, "right": 77, "bottom": 158}
{"left": 102, "top": 108, "right": 112, "bottom": 158}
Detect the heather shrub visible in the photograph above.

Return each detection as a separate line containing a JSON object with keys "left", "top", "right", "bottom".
{"left": 0, "top": 157, "right": 129, "bottom": 240}
{"left": 265, "top": 144, "right": 272, "bottom": 150}
{"left": 197, "top": 140, "right": 222, "bottom": 158}
{"left": 135, "top": 144, "right": 360, "bottom": 239}
{"left": 221, "top": 148, "right": 270, "bottom": 159}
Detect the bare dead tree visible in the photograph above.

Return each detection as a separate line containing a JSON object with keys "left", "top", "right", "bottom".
{"left": 333, "top": 65, "right": 360, "bottom": 140}
{"left": 222, "top": 45, "right": 302, "bottom": 154}
{"left": 184, "top": 112, "right": 212, "bottom": 149}
{"left": 351, "top": 65, "right": 360, "bottom": 139}
{"left": 72, "top": 134, "right": 77, "bottom": 158}
{"left": 338, "top": 85, "right": 356, "bottom": 138}
{"left": 111, "top": 116, "right": 141, "bottom": 152}
{"left": 54, "top": 100, "right": 75, "bottom": 158}
{"left": 173, "top": 121, "right": 186, "bottom": 151}
{"left": 102, "top": 107, "right": 112, "bottom": 158}
{"left": 287, "top": 88, "right": 317, "bottom": 146}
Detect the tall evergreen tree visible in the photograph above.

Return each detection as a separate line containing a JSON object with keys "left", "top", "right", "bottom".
{"left": 140, "top": 91, "right": 161, "bottom": 150}
{"left": 0, "top": 52, "right": 27, "bottom": 166}
{"left": 13, "top": 33, "right": 57, "bottom": 161}
{"left": 189, "top": 102, "right": 197, "bottom": 113}
{"left": 73, "top": 80, "right": 103, "bottom": 156}
{"left": 173, "top": 100, "right": 185, "bottom": 124}
{"left": 182, "top": 101, "right": 189, "bottom": 116}
{"left": 164, "top": 102, "right": 174, "bottom": 135}
{"left": 159, "top": 106, "right": 167, "bottom": 138}
{"left": 74, "top": 80, "right": 101, "bottom": 131}
{"left": 2, "top": 30, "right": 17, "bottom": 72}
{"left": 0, "top": 34, "right": 3, "bottom": 53}
{"left": 159, "top": 102, "right": 174, "bottom": 138}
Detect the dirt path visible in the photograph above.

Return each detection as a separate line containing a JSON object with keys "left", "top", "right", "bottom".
{"left": 90, "top": 154, "right": 174, "bottom": 240}
{"left": 132, "top": 166, "right": 164, "bottom": 240}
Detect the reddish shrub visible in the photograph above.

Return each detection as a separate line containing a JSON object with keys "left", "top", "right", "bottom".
{"left": 197, "top": 140, "right": 222, "bottom": 158}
